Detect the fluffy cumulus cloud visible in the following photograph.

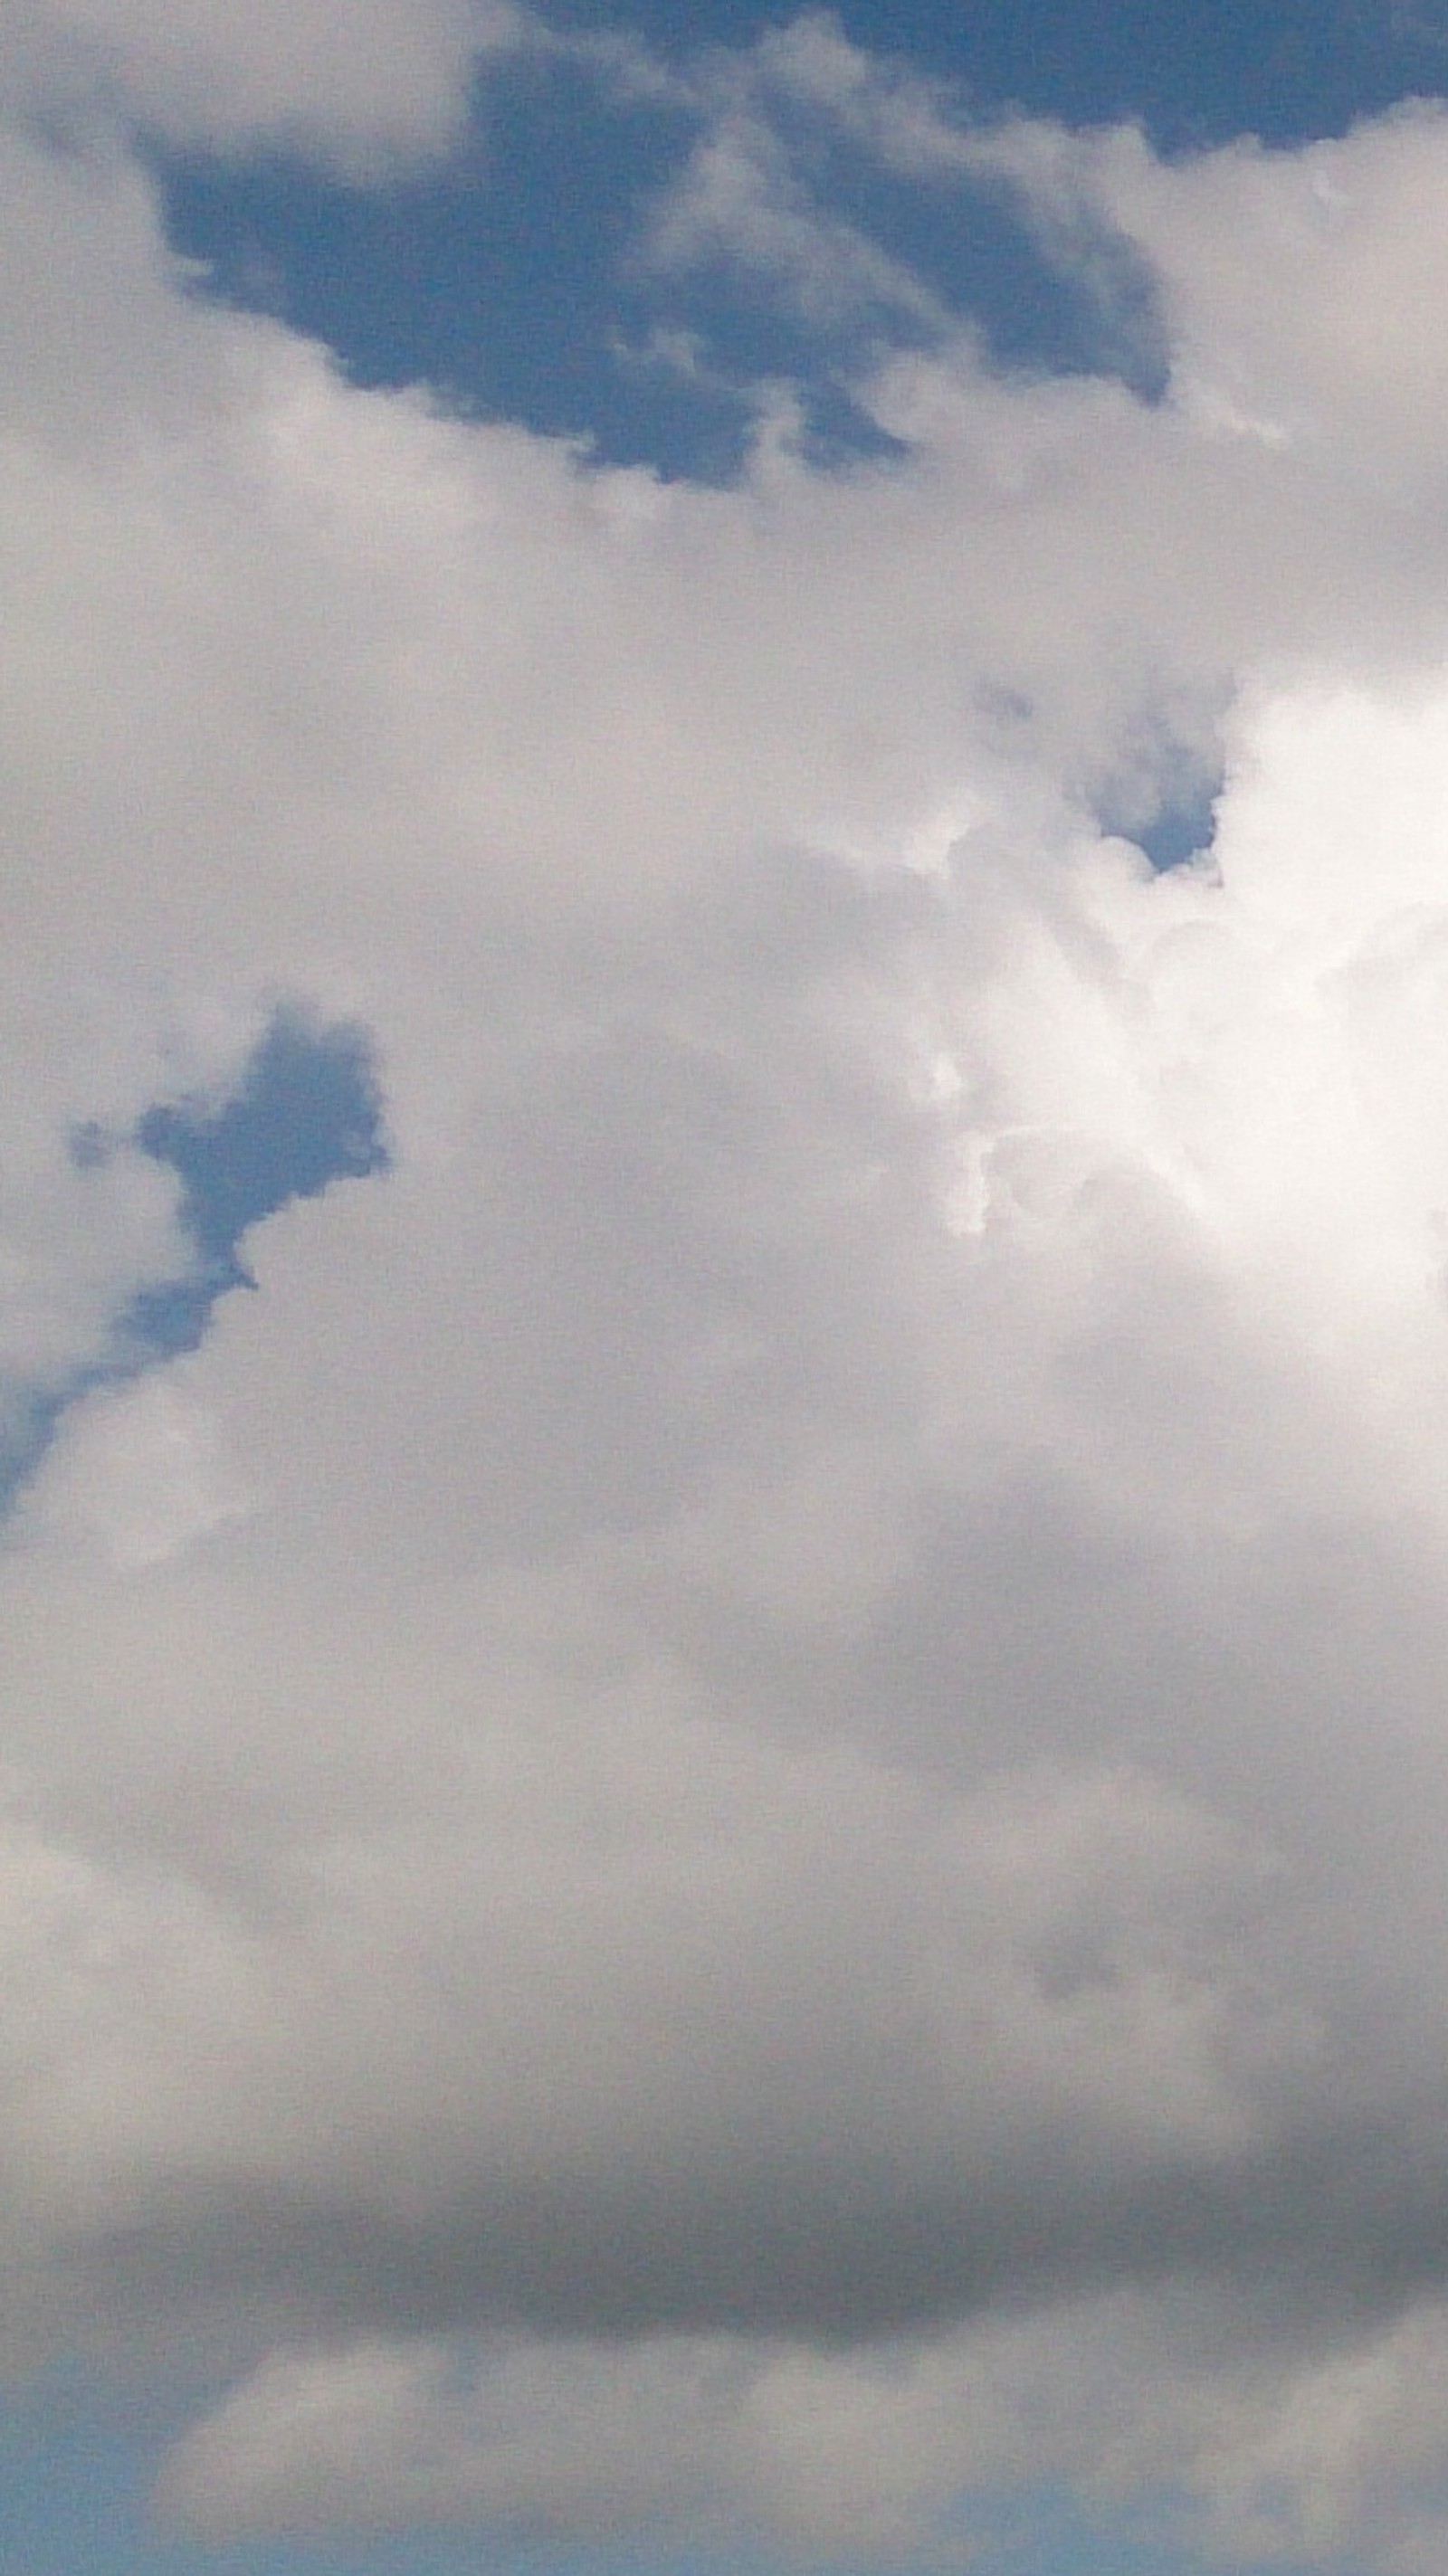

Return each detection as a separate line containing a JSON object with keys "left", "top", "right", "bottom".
{"left": 14, "top": 11, "right": 1448, "bottom": 2571}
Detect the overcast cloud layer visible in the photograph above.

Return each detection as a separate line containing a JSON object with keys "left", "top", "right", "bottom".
{"left": 14, "top": 9, "right": 1448, "bottom": 2571}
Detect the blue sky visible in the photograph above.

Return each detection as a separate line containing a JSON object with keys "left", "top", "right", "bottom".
{"left": 14, "top": 1, "right": 1448, "bottom": 2573}
{"left": 152, "top": 0, "right": 1448, "bottom": 483}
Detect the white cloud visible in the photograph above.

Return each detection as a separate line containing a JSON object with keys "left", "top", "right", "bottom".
{"left": 154, "top": 2297, "right": 1448, "bottom": 2567}
{"left": 14, "top": 20, "right": 1448, "bottom": 2572}
{"left": 971, "top": 98, "right": 1448, "bottom": 479}
{"left": 0, "top": 0, "right": 527, "bottom": 166}
{"left": 639, "top": 105, "right": 949, "bottom": 332}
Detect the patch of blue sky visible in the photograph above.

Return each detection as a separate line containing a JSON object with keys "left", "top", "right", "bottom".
{"left": 132, "top": 1007, "right": 387, "bottom": 1315}
{"left": 0, "top": 1012, "right": 386, "bottom": 1519}
{"left": 156, "top": 52, "right": 770, "bottom": 483}
{"left": 154, "top": 23, "right": 1173, "bottom": 484}
{"left": 0, "top": 2391, "right": 648, "bottom": 2576}
{"left": 748, "top": 80, "right": 1168, "bottom": 392}
{"left": 154, "top": 1, "right": 1448, "bottom": 489}
{"left": 1133, "top": 787, "right": 1221, "bottom": 872}
{"left": 159, "top": 140, "right": 898, "bottom": 482}
{"left": 1095, "top": 750, "right": 1224, "bottom": 873}
{"left": 553, "top": 0, "right": 1448, "bottom": 149}
{"left": 1, "top": 2411, "right": 625, "bottom": 2576}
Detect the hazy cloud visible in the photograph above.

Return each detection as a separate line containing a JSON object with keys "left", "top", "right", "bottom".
{"left": 0, "top": 0, "right": 527, "bottom": 165}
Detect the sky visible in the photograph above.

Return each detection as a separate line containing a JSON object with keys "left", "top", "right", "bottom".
{"left": 20, "top": 1, "right": 1448, "bottom": 2573}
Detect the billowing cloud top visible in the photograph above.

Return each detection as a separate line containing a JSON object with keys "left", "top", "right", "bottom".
{"left": 11, "top": 10, "right": 1448, "bottom": 2574}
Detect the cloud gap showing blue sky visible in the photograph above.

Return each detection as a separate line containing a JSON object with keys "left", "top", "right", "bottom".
{"left": 132, "top": 1008, "right": 388, "bottom": 1326}
{"left": 551, "top": 0, "right": 1448, "bottom": 146}
{"left": 155, "top": 33, "right": 1167, "bottom": 482}
{"left": 0, "top": 1012, "right": 387, "bottom": 1516}
{"left": 151, "top": 5, "right": 1448, "bottom": 487}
